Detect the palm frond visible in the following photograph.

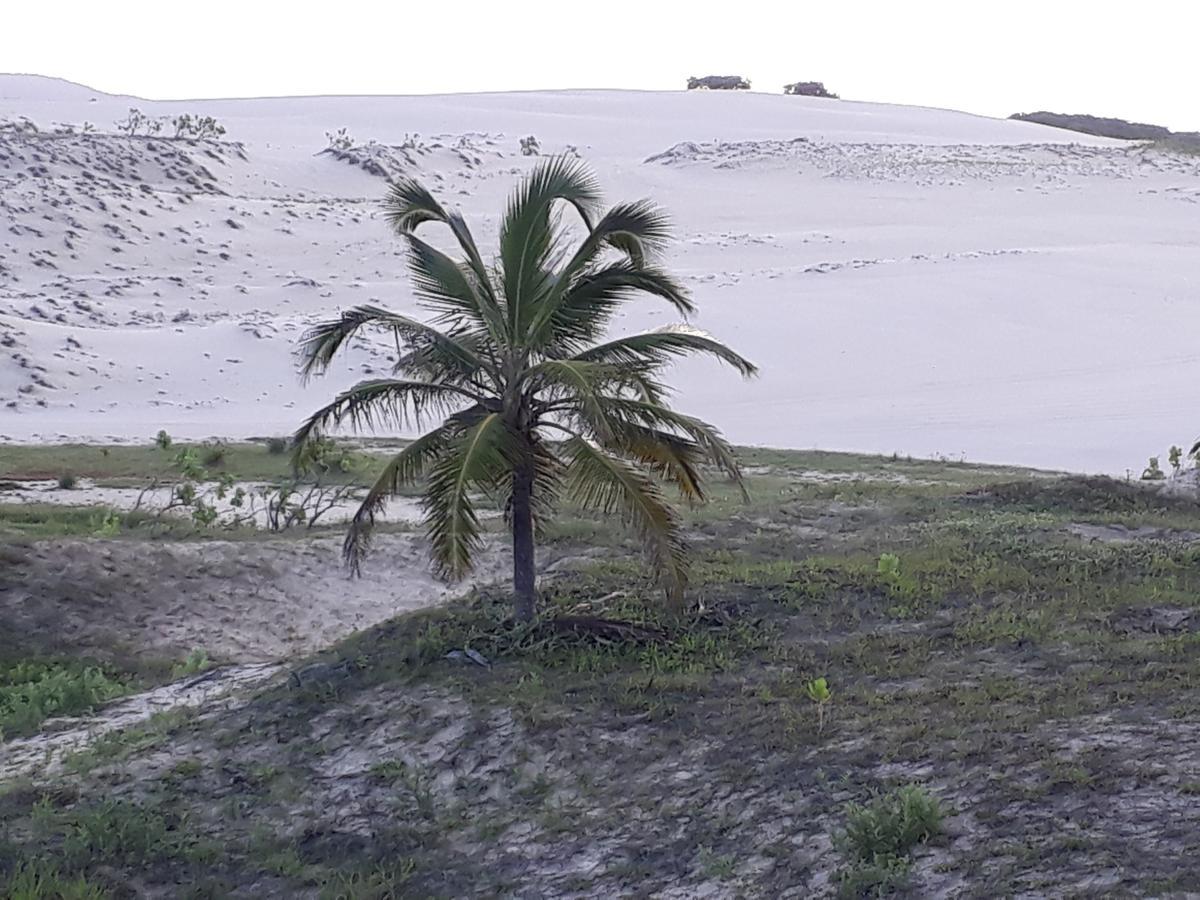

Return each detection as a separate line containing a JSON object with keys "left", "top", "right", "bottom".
{"left": 291, "top": 379, "right": 482, "bottom": 466}
{"left": 500, "top": 157, "right": 602, "bottom": 339}
{"left": 424, "top": 413, "right": 516, "bottom": 579}
{"left": 382, "top": 177, "right": 450, "bottom": 234}
{"left": 563, "top": 437, "right": 689, "bottom": 604}
{"left": 561, "top": 395, "right": 748, "bottom": 499}
{"left": 343, "top": 421, "right": 466, "bottom": 573}
{"left": 595, "top": 422, "right": 706, "bottom": 504}
{"left": 405, "top": 235, "right": 507, "bottom": 346}
{"left": 383, "top": 179, "right": 505, "bottom": 335}
{"left": 544, "top": 262, "right": 696, "bottom": 353}
{"left": 572, "top": 325, "right": 758, "bottom": 377}
{"left": 297, "top": 305, "right": 488, "bottom": 383}
{"left": 492, "top": 433, "right": 565, "bottom": 538}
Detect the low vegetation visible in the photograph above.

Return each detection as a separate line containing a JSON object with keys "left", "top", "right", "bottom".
{"left": 1010, "top": 110, "right": 1200, "bottom": 152}
{"left": 4, "top": 445, "right": 1200, "bottom": 894}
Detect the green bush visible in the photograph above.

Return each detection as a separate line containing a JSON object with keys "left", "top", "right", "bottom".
{"left": 155, "top": 429, "right": 172, "bottom": 450}
{"left": 834, "top": 785, "right": 944, "bottom": 897}
{"left": 265, "top": 436, "right": 289, "bottom": 456}
{"left": 840, "top": 785, "right": 944, "bottom": 863}
{"left": 843, "top": 785, "right": 943, "bottom": 860}
{"left": 0, "top": 663, "right": 130, "bottom": 739}
{"left": 56, "top": 473, "right": 78, "bottom": 490}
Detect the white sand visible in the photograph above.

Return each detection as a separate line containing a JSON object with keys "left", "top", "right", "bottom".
{"left": 2, "top": 75, "right": 1198, "bottom": 472}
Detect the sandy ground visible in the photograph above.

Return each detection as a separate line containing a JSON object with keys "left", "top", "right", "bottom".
{"left": 1, "top": 76, "right": 1198, "bottom": 472}
{"left": 0, "top": 532, "right": 514, "bottom": 663}
{"left": 2, "top": 477, "right": 430, "bottom": 527}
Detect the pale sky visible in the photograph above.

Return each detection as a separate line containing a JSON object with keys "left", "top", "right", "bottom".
{"left": 8, "top": 0, "right": 1199, "bottom": 131}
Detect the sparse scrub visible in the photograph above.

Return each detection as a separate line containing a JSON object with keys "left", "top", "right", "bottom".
{"left": 266, "top": 436, "right": 290, "bottom": 455}
{"left": 1142, "top": 457, "right": 1165, "bottom": 481}
{"left": 56, "top": 472, "right": 78, "bottom": 490}
{"left": 171, "top": 113, "right": 226, "bottom": 139}
{"left": 325, "top": 127, "right": 355, "bottom": 151}
{"left": 56, "top": 799, "right": 173, "bottom": 867}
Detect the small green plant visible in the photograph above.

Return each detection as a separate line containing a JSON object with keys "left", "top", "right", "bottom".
{"left": 265, "top": 436, "right": 289, "bottom": 455}
{"left": 155, "top": 429, "right": 173, "bottom": 450}
{"left": 834, "top": 785, "right": 943, "bottom": 897}
{"left": 697, "top": 845, "right": 738, "bottom": 879}
{"left": 56, "top": 472, "right": 78, "bottom": 490}
{"left": 92, "top": 509, "right": 122, "bottom": 537}
{"left": 1142, "top": 457, "right": 1165, "bottom": 481}
{"left": 1169, "top": 445, "right": 1183, "bottom": 475}
{"left": 805, "top": 676, "right": 833, "bottom": 734}
{"left": 172, "top": 648, "right": 211, "bottom": 679}
{"left": 840, "top": 784, "right": 944, "bottom": 863}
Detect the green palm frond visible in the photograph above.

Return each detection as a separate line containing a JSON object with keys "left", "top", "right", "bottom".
{"left": 425, "top": 413, "right": 516, "bottom": 579}
{"left": 384, "top": 179, "right": 505, "bottom": 337}
{"left": 382, "top": 177, "right": 450, "bottom": 234}
{"left": 572, "top": 325, "right": 758, "bottom": 377}
{"left": 291, "top": 379, "right": 482, "bottom": 462}
{"left": 343, "top": 421, "right": 467, "bottom": 573}
{"left": 563, "top": 395, "right": 747, "bottom": 498}
{"left": 405, "top": 235, "right": 507, "bottom": 345}
{"left": 500, "top": 157, "right": 602, "bottom": 338}
{"left": 297, "top": 305, "right": 488, "bottom": 383}
{"left": 563, "top": 437, "right": 690, "bottom": 604}
{"left": 566, "top": 198, "right": 673, "bottom": 271}
{"left": 545, "top": 262, "right": 695, "bottom": 352}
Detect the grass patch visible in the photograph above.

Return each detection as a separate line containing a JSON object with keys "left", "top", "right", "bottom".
{"left": 0, "top": 662, "right": 131, "bottom": 740}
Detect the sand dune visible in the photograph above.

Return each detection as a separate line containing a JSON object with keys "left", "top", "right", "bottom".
{"left": 2, "top": 74, "right": 1198, "bottom": 471}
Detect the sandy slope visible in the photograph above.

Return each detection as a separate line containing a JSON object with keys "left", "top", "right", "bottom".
{"left": 2, "top": 75, "right": 1198, "bottom": 471}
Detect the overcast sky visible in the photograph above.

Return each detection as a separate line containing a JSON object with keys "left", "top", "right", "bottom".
{"left": 8, "top": 0, "right": 1198, "bottom": 130}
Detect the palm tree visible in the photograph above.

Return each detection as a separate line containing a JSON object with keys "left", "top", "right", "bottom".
{"left": 294, "top": 157, "right": 757, "bottom": 622}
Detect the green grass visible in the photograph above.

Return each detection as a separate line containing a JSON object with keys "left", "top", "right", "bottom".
{"left": 0, "top": 503, "right": 185, "bottom": 541}
{"left": 0, "top": 662, "right": 132, "bottom": 740}
{"left": 1, "top": 859, "right": 112, "bottom": 900}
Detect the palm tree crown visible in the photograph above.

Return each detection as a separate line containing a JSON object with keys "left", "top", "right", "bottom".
{"left": 294, "top": 157, "right": 757, "bottom": 620}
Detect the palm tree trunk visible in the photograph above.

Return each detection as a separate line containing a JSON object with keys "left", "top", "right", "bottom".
{"left": 511, "top": 460, "right": 537, "bottom": 622}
